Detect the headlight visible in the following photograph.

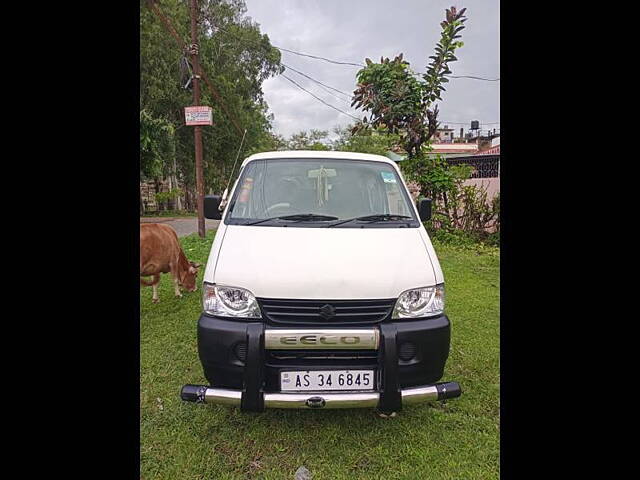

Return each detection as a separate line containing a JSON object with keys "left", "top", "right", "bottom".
{"left": 392, "top": 284, "right": 444, "bottom": 319}
{"left": 203, "top": 283, "right": 262, "bottom": 318}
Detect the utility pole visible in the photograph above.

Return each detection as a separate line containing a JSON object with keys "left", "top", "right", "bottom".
{"left": 189, "top": 0, "right": 205, "bottom": 238}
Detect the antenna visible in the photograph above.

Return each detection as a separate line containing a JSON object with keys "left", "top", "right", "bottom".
{"left": 219, "top": 128, "right": 248, "bottom": 211}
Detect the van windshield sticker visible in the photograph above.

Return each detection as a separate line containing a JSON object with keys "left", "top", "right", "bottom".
{"left": 238, "top": 178, "right": 253, "bottom": 203}
{"left": 381, "top": 172, "right": 396, "bottom": 183}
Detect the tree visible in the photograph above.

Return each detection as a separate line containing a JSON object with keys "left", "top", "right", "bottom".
{"left": 351, "top": 6, "right": 467, "bottom": 158}
{"left": 140, "top": 109, "right": 176, "bottom": 213}
{"left": 140, "top": 109, "right": 175, "bottom": 180}
{"left": 332, "top": 124, "right": 400, "bottom": 156}
{"left": 272, "top": 125, "right": 399, "bottom": 155}
{"left": 268, "top": 133, "right": 288, "bottom": 151}
{"left": 140, "top": 0, "right": 282, "bottom": 207}
{"left": 286, "top": 129, "right": 330, "bottom": 150}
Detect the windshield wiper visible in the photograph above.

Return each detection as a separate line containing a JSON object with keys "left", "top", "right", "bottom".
{"left": 246, "top": 213, "right": 339, "bottom": 226}
{"left": 328, "top": 214, "right": 413, "bottom": 227}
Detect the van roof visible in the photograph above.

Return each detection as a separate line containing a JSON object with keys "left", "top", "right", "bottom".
{"left": 241, "top": 150, "right": 397, "bottom": 168}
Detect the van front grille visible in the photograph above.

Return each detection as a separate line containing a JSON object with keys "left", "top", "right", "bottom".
{"left": 266, "top": 349, "right": 379, "bottom": 368}
{"left": 257, "top": 298, "right": 396, "bottom": 326}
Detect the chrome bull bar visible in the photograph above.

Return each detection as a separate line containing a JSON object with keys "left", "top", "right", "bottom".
{"left": 183, "top": 324, "right": 461, "bottom": 411}
{"left": 181, "top": 383, "right": 461, "bottom": 409}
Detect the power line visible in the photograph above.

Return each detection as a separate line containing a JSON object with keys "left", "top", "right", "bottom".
{"left": 280, "top": 65, "right": 499, "bottom": 127}
{"left": 280, "top": 72, "right": 499, "bottom": 129}
{"left": 449, "top": 75, "right": 499, "bottom": 81}
{"left": 439, "top": 121, "right": 501, "bottom": 125}
{"left": 281, "top": 63, "right": 499, "bottom": 124}
{"left": 410, "top": 71, "right": 499, "bottom": 81}
{"left": 275, "top": 46, "right": 499, "bottom": 81}
{"left": 282, "top": 63, "right": 500, "bottom": 129}
{"left": 274, "top": 45, "right": 365, "bottom": 67}
{"left": 211, "top": 21, "right": 499, "bottom": 84}
{"left": 288, "top": 76, "right": 350, "bottom": 104}
{"left": 282, "top": 63, "right": 352, "bottom": 100}
{"left": 208, "top": 27, "right": 355, "bottom": 97}
{"left": 281, "top": 63, "right": 499, "bottom": 127}
{"left": 213, "top": 24, "right": 498, "bottom": 82}
{"left": 280, "top": 74, "right": 361, "bottom": 121}
{"left": 280, "top": 66, "right": 500, "bottom": 127}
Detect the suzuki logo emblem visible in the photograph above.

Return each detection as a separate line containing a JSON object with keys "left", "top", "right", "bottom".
{"left": 319, "top": 304, "right": 336, "bottom": 320}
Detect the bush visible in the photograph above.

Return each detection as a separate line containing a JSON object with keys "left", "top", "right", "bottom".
{"left": 402, "top": 152, "right": 500, "bottom": 246}
{"left": 428, "top": 227, "right": 499, "bottom": 248}
{"left": 429, "top": 228, "right": 478, "bottom": 247}
{"left": 442, "top": 185, "right": 499, "bottom": 234}
{"left": 154, "top": 188, "right": 183, "bottom": 210}
{"left": 486, "top": 230, "right": 500, "bottom": 247}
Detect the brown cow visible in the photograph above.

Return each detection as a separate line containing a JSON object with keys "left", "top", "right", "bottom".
{"left": 140, "top": 223, "right": 201, "bottom": 303}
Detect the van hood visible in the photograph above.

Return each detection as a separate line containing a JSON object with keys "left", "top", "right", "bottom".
{"left": 211, "top": 225, "right": 436, "bottom": 300}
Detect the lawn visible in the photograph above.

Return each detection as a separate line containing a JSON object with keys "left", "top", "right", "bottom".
{"left": 140, "top": 230, "right": 500, "bottom": 479}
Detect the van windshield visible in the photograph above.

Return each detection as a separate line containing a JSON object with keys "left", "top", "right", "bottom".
{"left": 225, "top": 158, "right": 418, "bottom": 227}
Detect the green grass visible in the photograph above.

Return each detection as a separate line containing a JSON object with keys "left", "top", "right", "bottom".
{"left": 140, "top": 230, "right": 500, "bottom": 479}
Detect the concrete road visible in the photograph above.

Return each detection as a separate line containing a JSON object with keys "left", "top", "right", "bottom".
{"left": 140, "top": 217, "right": 220, "bottom": 237}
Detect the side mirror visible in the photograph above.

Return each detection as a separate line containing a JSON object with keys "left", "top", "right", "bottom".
{"left": 204, "top": 195, "right": 222, "bottom": 220}
{"left": 417, "top": 198, "right": 432, "bottom": 221}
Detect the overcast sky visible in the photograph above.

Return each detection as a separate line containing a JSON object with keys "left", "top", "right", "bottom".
{"left": 243, "top": 0, "right": 499, "bottom": 140}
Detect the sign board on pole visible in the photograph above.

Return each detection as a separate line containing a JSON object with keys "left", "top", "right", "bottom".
{"left": 185, "top": 106, "right": 213, "bottom": 126}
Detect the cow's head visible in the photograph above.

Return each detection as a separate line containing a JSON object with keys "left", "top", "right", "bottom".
{"left": 181, "top": 261, "right": 202, "bottom": 292}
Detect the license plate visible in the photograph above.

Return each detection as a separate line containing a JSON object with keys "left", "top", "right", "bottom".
{"left": 280, "top": 370, "right": 375, "bottom": 391}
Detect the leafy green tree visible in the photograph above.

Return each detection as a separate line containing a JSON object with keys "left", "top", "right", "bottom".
{"left": 351, "top": 6, "right": 467, "bottom": 158}
{"left": 268, "top": 133, "right": 288, "bottom": 151}
{"left": 140, "top": 109, "right": 177, "bottom": 212}
{"left": 332, "top": 124, "right": 400, "bottom": 156}
{"left": 140, "top": 109, "right": 175, "bottom": 181}
{"left": 345, "top": 5, "right": 495, "bottom": 241}
{"left": 285, "top": 129, "right": 331, "bottom": 150}
{"left": 140, "top": 0, "right": 282, "bottom": 206}
{"left": 274, "top": 125, "right": 399, "bottom": 155}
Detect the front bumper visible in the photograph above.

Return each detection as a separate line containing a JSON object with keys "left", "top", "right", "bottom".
{"left": 181, "top": 382, "right": 461, "bottom": 409}
{"left": 185, "top": 313, "right": 460, "bottom": 411}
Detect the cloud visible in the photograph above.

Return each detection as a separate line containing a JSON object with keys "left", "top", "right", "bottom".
{"left": 244, "top": 0, "right": 500, "bottom": 138}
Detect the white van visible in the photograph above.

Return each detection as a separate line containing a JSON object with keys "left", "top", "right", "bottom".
{"left": 181, "top": 150, "right": 461, "bottom": 413}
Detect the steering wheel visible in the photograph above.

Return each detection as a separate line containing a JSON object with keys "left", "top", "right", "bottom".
{"left": 264, "top": 178, "right": 305, "bottom": 216}
{"left": 266, "top": 203, "right": 299, "bottom": 216}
